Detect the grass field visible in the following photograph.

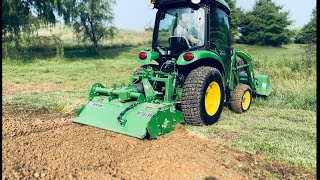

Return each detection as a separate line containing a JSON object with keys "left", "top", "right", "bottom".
{"left": 2, "top": 27, "right": 316, "bottom": 171}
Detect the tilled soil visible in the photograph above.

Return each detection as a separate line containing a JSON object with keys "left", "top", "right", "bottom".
{"left": 2, "top": 106, "right": 316, "bottom": 180}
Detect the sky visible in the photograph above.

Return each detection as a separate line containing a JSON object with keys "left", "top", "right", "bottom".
{"left": 113, "top": 0, "right": 316, "bottom": 31}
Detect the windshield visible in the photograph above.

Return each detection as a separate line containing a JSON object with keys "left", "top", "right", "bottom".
{"left": 156, "top": 7, "right": 205, "bottom": 54}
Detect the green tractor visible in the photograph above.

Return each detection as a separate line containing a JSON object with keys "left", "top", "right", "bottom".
{"left": 71, "top": 0, "right": 271, "bottom": 139}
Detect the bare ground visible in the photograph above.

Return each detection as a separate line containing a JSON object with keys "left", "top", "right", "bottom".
{"left": 2, "top": 83, "right": 90, "bottom": 96}
{"left": 2, "top": 106, "right": 315, "bottom": 180}
{"left": 2, "top": 84, "right": 316, "bottom": 180}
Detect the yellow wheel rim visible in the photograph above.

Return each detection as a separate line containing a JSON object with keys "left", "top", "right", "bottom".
{"left": 205, "top": 82, "right": 221, "bottom": 116}
{"left": 242, "top": 91, "right": 251, "bottom": 110}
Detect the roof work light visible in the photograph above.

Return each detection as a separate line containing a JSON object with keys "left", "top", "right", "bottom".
{"left": 191, "top": 0, "right": 201, "bottom": 4}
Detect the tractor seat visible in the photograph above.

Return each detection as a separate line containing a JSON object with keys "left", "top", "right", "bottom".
{"left": 168, "top": 36, "right": 191, "bottom": 54}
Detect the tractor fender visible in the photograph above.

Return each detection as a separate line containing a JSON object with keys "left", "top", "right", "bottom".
{"left": 177, "top": 50, "right": 225, "bottom": 72}
{"left": 136, "top": 50, "right": 160, "bottom": 64}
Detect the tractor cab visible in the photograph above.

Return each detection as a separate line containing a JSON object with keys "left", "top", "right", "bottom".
{"left": 152, "top": 0, "right": 232, "bottom": 60}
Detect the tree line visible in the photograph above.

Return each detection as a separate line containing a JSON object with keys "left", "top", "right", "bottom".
{"left": 2, "top": 0, "right": 317, "bottom": 56}
{"left": 227, "top": 0, "right": 316, "bottom": 46}
{"left": 2, "top": 0, "right": 116, "bottom": 55}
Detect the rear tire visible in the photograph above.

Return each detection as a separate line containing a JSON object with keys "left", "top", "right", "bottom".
{"left": 181, "top": 66, "right": 225, "bottom": 126}
{"left": 231, "top": 84, "right": 252, "bottom": 114}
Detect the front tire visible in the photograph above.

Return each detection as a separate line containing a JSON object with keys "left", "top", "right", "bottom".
{"left": 230, "top": 84, "right": 252, "bottom": 114}
{"left": 181, "top": 66, "right": 225, "bottom": 126}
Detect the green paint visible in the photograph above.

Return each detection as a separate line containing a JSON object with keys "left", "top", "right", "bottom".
{"left": 142, "top": 78, "right": 157, "bottom": 101}
{"left": 255, "top": 74, "right": 272, "bottom": 96}
{"left": 215, "top": 0, "right": 231, "bottom": 12}
{"left": 177, "top": 50, "right": 224, "bottom": 68}
{"left": 136, "top": 50, "right": 160, "bottom": 64}
{"left": 155, "top": 0, "right": 230, "bottom": 13}
{"left": 72, "top": 65, "right": 185, "bottom": 139}
{"left": 72, "top": 99, "right": 183, "bottom": 139}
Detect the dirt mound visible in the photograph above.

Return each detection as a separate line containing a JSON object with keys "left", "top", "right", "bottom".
{"left": 2, "top": 108, "right": 316, "bottom": 180}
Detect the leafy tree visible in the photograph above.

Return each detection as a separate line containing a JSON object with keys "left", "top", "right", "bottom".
{"left": 65, "top": 0, "right": 116, "bottom": 54}
{"left": 2, "top": 0, "right": 34, "bottom": 47}
{"left": 295, "top": 8, "right": 317, "bottom": 44}
{"left": 291, "top": 28, "right": 301, "bottom": 43}
{"left": 2, "top": 0, "right": 63, "bottom": 48}
{"left": 27, "top": 0, "right": 60, "bottom": 24}
{"left": 237, "top": 0, "right": 293, "bottom": 46}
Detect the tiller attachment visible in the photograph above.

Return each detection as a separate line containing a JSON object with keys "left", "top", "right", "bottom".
{"left": 71, "top": 67, "right": 184, "bottom": 139}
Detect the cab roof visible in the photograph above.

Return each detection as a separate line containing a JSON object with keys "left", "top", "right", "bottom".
{"left": 153, "top": 0, "right": 231, "bottom": 14}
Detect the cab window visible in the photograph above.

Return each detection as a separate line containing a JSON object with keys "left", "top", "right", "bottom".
{"left": 209, "top": 6, "right": 231, "bottom": 53}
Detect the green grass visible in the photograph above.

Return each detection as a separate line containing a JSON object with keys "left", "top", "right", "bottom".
{"left": 2, "top": 45, "right": 144, "bottom": 85}
{"left": 188, "top": 105, "right": 316, "bottom": 170}
{"left": 234, "top": 44, "right": 316, "bottom": 112}
{"left": 2, "top": 28, "right": 316, "bottom": 171}
{"left": 3, "top": 90, "right": 87, "bottom": 113}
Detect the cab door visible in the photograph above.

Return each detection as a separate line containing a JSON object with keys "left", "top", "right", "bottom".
{"left": 208, "top": 5, "right": 232, "bottom": 80}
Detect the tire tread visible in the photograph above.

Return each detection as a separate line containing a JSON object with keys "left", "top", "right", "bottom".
{"left": 181, "top": 66, "right": 223, "bottom": 126}
{"left": 231, "top": 84, "right": 251, "bottom": 114}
